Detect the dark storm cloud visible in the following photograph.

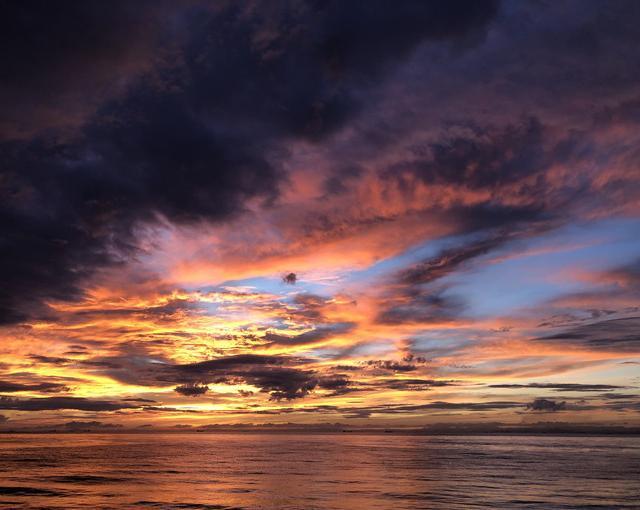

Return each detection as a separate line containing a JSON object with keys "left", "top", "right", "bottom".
{"left": 180, "top": 0, "right": 499, "bottom": 140}
{"left": 0, "top": 0, "right": 173, "bottom": 139}
{"left": 0, "top": 0, "right": 499, "bottom": 325}
{"left": 489, "top": 383, "right": 629, "bottom": 392}
{"left": 526, "top": 398, "right": 566, "bottom": 412}
{"left": 0, "top": 380, "right": 69, "bottom": 393}
{"left": 537, "top": 317, "right": 640, "bottom": 352}
{"left": 385, "top": 118, "right": 547, "bottom": 191}
{"left": 0, "top": 396, "right": 133, "bottom": 412}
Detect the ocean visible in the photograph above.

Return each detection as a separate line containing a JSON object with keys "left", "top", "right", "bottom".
{"left": 0, "top": 433, "right": 638, "bottom": 509}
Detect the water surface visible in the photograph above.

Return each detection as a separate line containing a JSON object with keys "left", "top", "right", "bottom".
{"left": 0, "top": 433, "right": 638, "bottom": 509}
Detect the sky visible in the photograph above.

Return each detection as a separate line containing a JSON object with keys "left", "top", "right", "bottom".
{"left": 1, "top": 0, "right": 639, "bottom": 430}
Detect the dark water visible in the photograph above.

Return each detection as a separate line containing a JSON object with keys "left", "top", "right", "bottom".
{"left": 0, "top": 433, "right": 638, "bottom": 509}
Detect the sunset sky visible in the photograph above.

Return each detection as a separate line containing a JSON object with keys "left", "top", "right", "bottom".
{"left": 1, "top": 0, "right": 639, "bottom": 430}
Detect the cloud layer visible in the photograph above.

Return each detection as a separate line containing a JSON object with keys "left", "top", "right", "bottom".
{"left": 1, "top": 0, "right": 639, "bottom": 428}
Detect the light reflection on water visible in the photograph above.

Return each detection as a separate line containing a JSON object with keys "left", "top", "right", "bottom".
{"left": 0, "top": 433, "right": 638, "bottom": 509}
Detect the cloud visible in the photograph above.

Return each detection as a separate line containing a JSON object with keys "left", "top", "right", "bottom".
{"left": 264, "top": 322, "right": 354, "bottom": 346}
{"left": 180, "top": 354, "right": 348, "bottom": 400}
{"left": 365, "top": 360, "right": 420, "bottom": 372}
{"left": 526, "top": 398, "right": 566, "bottom": 412}
{"left": 0, "top": 380, "right": 70, "bottom": 393}
{"left": 0, "top": 0, "right": 499, "bottom": 325}
{"left": 605, "top": 259, "right": 640, "bottom": 288}
{"left": 317, "top": 376, "right": 351, "bottom": 396}
{"left": 178, "top": 354, "right": 290, "bottom": 373}
{"left": 282, "top": 273, "right": 297, "bottom": 285}
{"left": 489, "top": 383, "right": 629, "bottom": 392}
{"left": 79, "top": 350, "right": 321, "bottom": 401}
{"left": 0, "top": 396, "right": 133, "bottom": 411}
{"left": 397, "top": 235, "right": 509, "bottom": 286}
{"left": 61, "top": 421, "right": 123, "bottom": 430}
{"left": 537, "top": 317, "right": 640, "bottom": 352}
{"left": 376, "top": 378, "right": 458, "bottom": 391}
{"left": 342, "top": 400, "right": 523, "bottom": 419}
{"left": 244, "top": 368, "right": 318, "bottom": 401}
{"left": 3, "top": 1, "right": 640, "bottom": 427}
{"left": 384, "top": 118, "right": 546, "bottom": 191}
{"left": 0, "top": 0, "right": 174, "bottom": 139}
{"left": 375, "top": 219, "right": 551, "bottom": 325}
{"left": 174, "top": 384, "right": 209, "bottom": 397}
{"left": 376, "top": 287, "right": 465, "bottom": 325}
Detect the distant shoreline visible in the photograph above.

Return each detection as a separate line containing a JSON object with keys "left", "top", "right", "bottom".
{"left": 2, "top": 428, "right": 640, "bottom": 436}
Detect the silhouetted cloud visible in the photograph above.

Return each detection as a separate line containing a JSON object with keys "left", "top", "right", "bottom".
{"left": 537, "top": 317, "right": 640, "bottom": 352}
{"left": 244, "top": 368, "right": 318, "bottom": 401}
{"left": 342, "top": 401, "right": 523, "bottom": 419}
{"left": 365, "top": 360, "right": 420, "bottom": 372}
{"left": 526, "top": 398, "right": 566, "bottom": 412}
{"left": 174, "top": 384, "right": 209, "bottom": 397}
{"left": 376, "top": 378, "right": 458, "bottom": 391}
{"left": 282, "top": 273, "right": 297, "bottom": 285}
{"left": 0, "top": 380, "right": 69, "bottom": 393}
{"left": 317, "top": 376, "right": 351, "bottom": 395}
{"left": 264, "top": 322, "right": 354, "bottom": 346}
{"left": 78, "top": 350, "right": 321, "bottom": 401}
{"left": 61, "top": 421, "right": 123, "bottom": 430}
{"left": 398, "top": 236, "right": 508, "bottom": 286}
{"left": 489, "top": 383, "right": 629, "bottom": 392}
{"left": 0, "top": 396, "right": 133, "bottom": 411}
